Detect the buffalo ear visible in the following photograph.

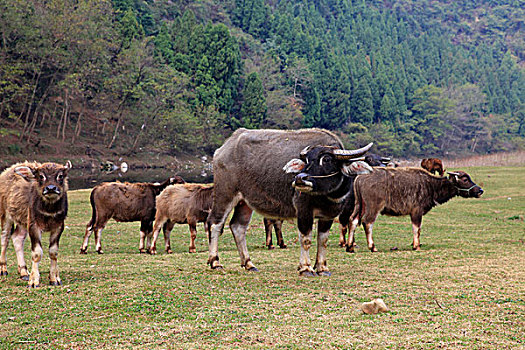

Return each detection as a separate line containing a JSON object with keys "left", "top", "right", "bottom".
{"left": 63, "top": 160, "right": 72, "bottom": 175}
{"left": 14, "top": 166, "right": 36, "bottom": 182}
{"left": 283, "top": 159, "right": 305, "bottom": 174}
{"left": 342, "top": 161, "right": 373, "bottom": 176}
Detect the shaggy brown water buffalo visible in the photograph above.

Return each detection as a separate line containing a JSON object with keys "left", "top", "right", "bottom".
{"left": 264, "top": 218, "right": 286, "bottom": 250}
{"left": 149, "top": 183, "right": 213, "bottom": 254}
{"left": 421, "top": 158, "right": 444, "bottom": 176}
{"left": 346, "top": 168, "right": 483, "bottom": 252}
{"left": 206, "top": 128, "right": 372, "bottom": 276}
{"left": 0, "top": 161, "right": 71, "bottom": 287}
{"left": 81, "top": 176, "right": 185, "bottom": 254}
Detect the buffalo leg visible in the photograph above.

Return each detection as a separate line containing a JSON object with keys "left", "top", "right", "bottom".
{"left": 93, "top": 226, "right": 104, "bottom": 254}
{"left": 164, "top": 221, "right": 174, "bottom": 254}
{"left": 80, "top": 225, "right": 92, "bottom": 254}
{"left": 339, "top": 224, "right": 348, "bottom": 247}
{"left": 264, "top": 218, "right": 274, "bottom": 249}
{"left": 12, "top": 226, "right": 29, "bottom": 280}
{"left": 0, "top": 220, "right": 13, "bottom": 276}
{"left": 314, "top": 220, "right": 333, "bottom": 276}
{"left": 229, "top": 201, "right": 256, "bottom": 271}
{"left": 297, "top": 214, "right": 315, "bottom": 276}
{"left": 274, "top": 221, "right": 286, "bottom": 249}
{"left": 147, "top": 220, "right": 162, "bottom": 255}
{"left": 411, "top": 215, "right": 422, "bottom": 250}
{"left": 207, "top": 190, "right": 241, "bottom": 270}
{"left": 346, "top": 216, "right": 360, "bottom": 253}
{"left": 188, "top": 222, "right": 198, "bottom": 253}
{"left": 48, "top": 223, "right": 64, "bottom": 286}
{"left": 28, "top": 223, "right": 43, "bottom": 288}
{"left": 363, "top": 222, "right": 378, "bottom": 252}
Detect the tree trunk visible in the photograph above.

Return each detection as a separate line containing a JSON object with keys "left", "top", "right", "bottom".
{"left": 19, "top": 71, "right": 41, "bottom": 141}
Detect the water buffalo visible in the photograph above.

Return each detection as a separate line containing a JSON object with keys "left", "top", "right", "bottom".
{"left": 0, "top": 161, "right": 71, "bottom": 287}
{"left": 346, "top": 168, "right": 483, "bottom": 252}
{"left": 81, "top": 177, "right": 185, "bottom": 254}
{"left": 364, "top": 153, "right": 391, "bottom": 167}
{"left": 206, "top": 128, "right": 372, "bottom": 275}
{"left": 421, "top": 158, "right": 444, "bottom": 176}
{"left": 149, "top": 183, "right": 213, "bottom": 254}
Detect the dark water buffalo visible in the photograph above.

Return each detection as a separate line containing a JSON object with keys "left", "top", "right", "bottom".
{"left": 0, "top": 161, "right": 71, "bottom": 287}
{"left": 421, "top": 158, "right": 444, "bottom": 176}
{"left": 206, "top": 128, "right": 372, "bottom": 275}
{"left": 264, "top": 218, "right": 286, "bottom": 250}
{"left": 81, "top": 177, "right": 184, "bottom": 254}
{"left": 347, "top": 168, "right": 483, "bottom": 252}
{"left": 149, "top": 183, "right": 214, "bottom": 254}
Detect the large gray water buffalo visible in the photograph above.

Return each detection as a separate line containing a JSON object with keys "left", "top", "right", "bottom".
{"left": 206, "top": 128, "right": 372, "bottom": 276}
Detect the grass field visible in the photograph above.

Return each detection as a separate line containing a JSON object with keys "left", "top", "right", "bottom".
{"left": 1, "top": 166, "right": 524, "bottom": 349}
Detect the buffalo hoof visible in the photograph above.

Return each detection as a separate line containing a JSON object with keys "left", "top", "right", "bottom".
{"left": 79, "top": 249, "right": 87, "bottom": 255}
{"left": 299, "top": 270, "right": 317, "bottom": 277}
{"left": 211, "top": 265, "right": 224, "bottom": 270}
{"left": 0, "top": 271, "right": 8, "bottom": 276}
{"left": 279, "top": 244, "right": 287, "bottom": 249}
{"left": 267, "top": 245, "right": 275, "bottom": 250}
{"left": 346, "top": 246, "right": 355, "bottom": 253}
{"left": 20, "top": 275, "right": 29, "bottom": 281}
{"left": 97, "top": 250, "right": 104, "bottom": 254}
{"left": 27, "top": 283, "right": 40, "bottom": 288}
{"left": 187, "top": 249, "right": 195, "bottom": 254}
{"left": 317, "top": 271, "right": 332, "bottom": 277}
{"left": 139, "top": 249, "right": 147, "bottom": 254}
{"left": 49, "top": 280, "right": 61, "bottom": 286}
{"left": 247, "top": 267, "right": 259, "bottom": 272}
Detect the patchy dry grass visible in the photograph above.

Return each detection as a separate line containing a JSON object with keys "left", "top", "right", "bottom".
{"left": 0, "top": 166, "right": 524, "bottom": 349}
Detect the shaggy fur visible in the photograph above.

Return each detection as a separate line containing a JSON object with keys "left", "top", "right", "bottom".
{"left": 347, "top": 167, "right": 483, "bottom": 252}
{"left": 0, "top": 161, "right": 70, "bottom": 287}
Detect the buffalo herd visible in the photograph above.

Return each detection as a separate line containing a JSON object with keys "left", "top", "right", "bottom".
{"left": 0, "top": 128, "right": 484, "bottom": 286}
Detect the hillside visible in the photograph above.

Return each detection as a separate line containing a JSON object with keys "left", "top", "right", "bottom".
{"left": 0, "top": 0, "right": 524, "bottom": 163}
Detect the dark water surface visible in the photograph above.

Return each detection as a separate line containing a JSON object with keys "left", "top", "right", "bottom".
{"left": 68, "top": 167, "right": 213, "bottom": 190}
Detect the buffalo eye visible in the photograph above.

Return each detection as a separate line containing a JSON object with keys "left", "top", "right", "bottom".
{"left": 57, "top": 173, "right": 64, "bottom": 182}
{"left": 39, "top": 173, "right": 46, "bottom": 181}
{"left": 320, "top": 154, "right": 333, "bottom": 166}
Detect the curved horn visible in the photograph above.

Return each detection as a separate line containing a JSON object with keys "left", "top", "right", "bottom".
{"left": 333, "top": 143, "right": 373, "bottom": 160}
{"left": 300, "top": 146, "right": 311, "bottom": 157}
{"left": 447, "top": 171, "right": 460, "bottom": 176}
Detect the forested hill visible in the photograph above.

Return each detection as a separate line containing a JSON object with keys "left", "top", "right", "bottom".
{"left": 1, "top": 0, "right": 524, "bottom": 161}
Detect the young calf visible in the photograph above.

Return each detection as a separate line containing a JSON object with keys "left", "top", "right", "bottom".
{"left": 149, "top": 183, "right": 214, "bottom": 254}
{"left": 81, "top": 176, "right": 185, "bottom": 254}
{"left": 0, "top": 161, "right": 71, "bottom": 287}
{"left": 347, "top": 167, "right": 483, "bottom": 252}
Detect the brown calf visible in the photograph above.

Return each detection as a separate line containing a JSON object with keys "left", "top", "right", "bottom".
{"left": 149, "top": 183, "right": 213, "bottom": 254}
{"left": 347, "top": 167, "right": 483, "bottom": 253}
{"left": 421, "top": 158, "right": 444, "bottom": 176}
{"left": 81, "top": 176, "right": 185, "bottom": 254}
{"left": 0, "top": 161, "right": 71, "bottom": 287}
{"left": 264, "top": 218, "right": 287, "bottom": 250}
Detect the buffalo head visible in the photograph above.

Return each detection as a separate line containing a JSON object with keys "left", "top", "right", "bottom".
{"left": 447, "top": 171, "right": 484, "bottom": 198}
{"left": 15, "top": 161, "right": 72, "bottom": 203}
{"left": 283, "top": 143, "right": 373, "bottom": 195}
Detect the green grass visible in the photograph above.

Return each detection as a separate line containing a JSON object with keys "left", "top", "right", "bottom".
{"left": 1, "top": 166, "right": 524, "bottom": 349}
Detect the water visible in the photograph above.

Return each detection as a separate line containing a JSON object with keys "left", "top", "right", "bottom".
{"left": 68, "top": 167, "right": 213, "bottom": 190}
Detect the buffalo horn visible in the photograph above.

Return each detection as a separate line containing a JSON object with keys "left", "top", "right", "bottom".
{"left": 447, "top": 171, "right": 460, "bottom": 176}
{"left": 300, "top": 146, "right": 311, "bottom": 157}
{"left": 333, "top": 143, "right": 373, "bottom": 160}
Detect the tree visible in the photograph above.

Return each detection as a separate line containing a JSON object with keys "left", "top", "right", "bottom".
{"left": 239, "top": 72, "right": 266, "bottom": 129}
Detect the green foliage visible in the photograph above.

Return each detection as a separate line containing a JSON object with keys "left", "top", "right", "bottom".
{"left": 238, "top": 72, "right": 267, "bottom": 129}
{"left": 0, "top": 0, "right": 523, "bottom": 158}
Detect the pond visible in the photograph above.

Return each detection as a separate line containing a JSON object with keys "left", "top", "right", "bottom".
{"left": 68, "top": 167, "right": 213, "bottom": 190}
